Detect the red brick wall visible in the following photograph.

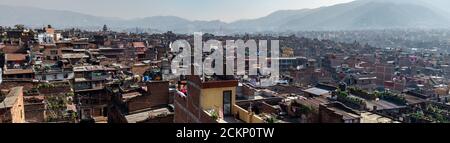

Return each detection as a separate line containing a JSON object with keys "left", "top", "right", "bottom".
{"left": 127, "top": 81, "right": 169, "bottom": 112}
{"left": 107, "top": 106, "right": 128, "bottom": 123}
{"left": 39, "top": 86, "right": 71, "bottom": 95}
{"left": 93, "top": 108, "right": 103, "bottom": 117}
{"left": 174, "top": 94, "right": 188, "bottom": 123}
{"left": 0, "top": 110, "right": 11, "bottom": 123}
{"left": 259, "top": 102, "right": 278, "bottom": 115}
{"left": 24, "top": 103, "right": 45, "bottom": 123}
{"left": 319, "top": 104, "right": 344, "bottom": 123}
{"left": 173, "top": 91, "right": 217, "bottom": 123}
{"left": 186, "top": 76, "right": 202, "bottom": 107}
{"left": 242, "top": 84, "right": 256, "bottom": 97}
{"left": 1, "top": 45, "right": 24, "bottom": 53}
{"left": 0, "top": 81, "right": 37, "bottom": 91}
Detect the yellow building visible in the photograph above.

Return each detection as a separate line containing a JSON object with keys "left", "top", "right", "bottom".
{"left": 200, "top": 82, "right": 236, "bottom": 117}
{"left": 174, "top": 76, "right": 265, "bottom": 123}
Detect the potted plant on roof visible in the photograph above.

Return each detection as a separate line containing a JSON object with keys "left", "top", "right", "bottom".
{"left": 207, "top": 109, "right": 219, "bottom": 121}
{"left": 264, "top": 115, "right": 278, "bottom": 123}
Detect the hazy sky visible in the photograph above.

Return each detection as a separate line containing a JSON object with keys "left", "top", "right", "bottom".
{"left": 0, "top": 0, "right": 355, "bottom": 22}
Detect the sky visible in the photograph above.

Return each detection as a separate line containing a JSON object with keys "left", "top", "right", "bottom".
{"left": 0, "top": 0, "right": 355, "bottom": 22}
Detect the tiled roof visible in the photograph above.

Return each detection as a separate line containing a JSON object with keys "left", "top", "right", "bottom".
{"left": 3, "top": 69, "right": 33, "bottom": 75}
{"left": 73, "top": 65, "right": 115, "bottom": 72}
{"left": 6, "top": 54, "right": 26, "bottom": 61}
{"left": 132, "top": 42, "right": 146, "bottom": 48}
{"left": 303, "top": 88, "right": 330, "bottom": 96}
{"left": 62, "top": 53, "right": 89, "bottom": 59}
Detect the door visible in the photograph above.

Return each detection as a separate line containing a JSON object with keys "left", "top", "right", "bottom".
{"left": 223, "top": 91, "right": 232, "bottom": 116}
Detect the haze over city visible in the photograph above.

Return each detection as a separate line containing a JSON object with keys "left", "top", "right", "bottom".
{"left": 1, "top": 0, "right": 450, "bottom": 33}
{"left": 0, "top": 0, "right": 355, "bottom": 22}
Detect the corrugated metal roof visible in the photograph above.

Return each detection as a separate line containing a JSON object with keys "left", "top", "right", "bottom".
{"left": 303, "top": 88, "right": 330, "bottom": 96}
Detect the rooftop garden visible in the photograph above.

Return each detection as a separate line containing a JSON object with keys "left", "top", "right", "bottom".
{"left": 376, "top": 91, "right": 407, "bottom": 106}
{"left": 24, "top": 82, "right": 73, "bottom": 97}
{"left": 348, "top": 87, "right": 377, "bottom": 100}
{"left": 24, "top": 96, "right": 44, "bottom": 104}
{"left": 24, "top": 88, "right": 39, "bottom": 96}
{"left": 37, "top": 83, "right": 71, "bottom": 89}
{"left": 348, "top": 87, "right": 407, "bottom": 106}
{"left": 290, "top": 100, "right": 316, "bottom": 115}
{"left": 37, "top": 83, "right": 56, "bottom": 89}
{"left": 46, "top": 94, "right": 77, "bottom": 122}
{"left": 336, "top": 90, "right": 366, "bottom": 110}
{"left": 47, "top": 96, "right": 67, "bottom": 110}
{"left": 405, "top": 103, "right": 450, "bottom": 123}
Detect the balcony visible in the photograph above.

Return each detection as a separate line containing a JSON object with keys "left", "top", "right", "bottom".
{"left": 74, "top": 83, "right": 92, "bottom": 91}
{"left": 90, "top": 72, "right": 110, "bottom": 81}
{"left": 74, "top": 80, "right": 103, "bottom": 90}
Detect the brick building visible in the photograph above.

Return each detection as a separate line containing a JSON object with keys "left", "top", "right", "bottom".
{"left": 319, "top": 102, "right": 361, "bottom": 123}
{"left": 73, "top": 65, "right": 115, "bottom": 119}
{"left": 0, "top": 87, "right": 25, "bottom": 123}
{"left": 107, "top": 81, "right": 174, "bottom": 123}
{"left": 174, "top": 76, "right": 238, "bottom": 123}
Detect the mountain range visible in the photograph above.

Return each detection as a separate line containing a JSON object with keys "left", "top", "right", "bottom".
{"left": 0, "top": 0, "right": 449, "bottom": 33}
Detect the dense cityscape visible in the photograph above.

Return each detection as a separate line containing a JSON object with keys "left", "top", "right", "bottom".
{"left": 1, "top": 24, "right": 450, "bottom": 123}
{"left": 2, "top": 0, "right": 450, "bottom": 125}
